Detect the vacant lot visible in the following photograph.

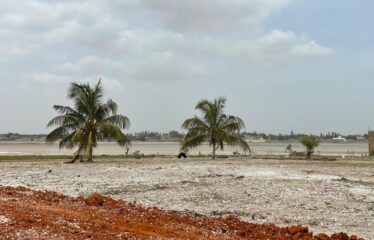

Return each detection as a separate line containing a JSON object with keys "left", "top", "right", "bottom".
{"left": 0, "top": 158, "right": 373, "bottom": 239}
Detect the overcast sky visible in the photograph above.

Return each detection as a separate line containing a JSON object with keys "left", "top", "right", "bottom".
{"left": 0, "top": 0, "right": 373, "bottom": 134}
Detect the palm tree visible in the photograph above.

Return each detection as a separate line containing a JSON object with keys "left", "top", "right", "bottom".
{"left": 46, "top": 80, "right": 130, "bottom": 163}
{"left": 181, "top": 97, "right": 250, "bottom": 159}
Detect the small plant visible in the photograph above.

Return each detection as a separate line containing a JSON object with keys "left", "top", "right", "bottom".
{"left": 286, "top": 144, "right": 297, "bottom": 156}
{"left": 299, "top": 136, "right": 319, "bottom": 159}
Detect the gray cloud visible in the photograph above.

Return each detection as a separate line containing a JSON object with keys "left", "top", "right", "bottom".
{"left": 0, "top": 0, "right": 344, "bottom": 134}
{"left": 135, "top": 0, "right": 293, "bottom": 32}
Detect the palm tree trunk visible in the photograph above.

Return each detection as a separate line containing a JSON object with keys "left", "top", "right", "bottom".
{"left": 212, "top": 142, "right": 216, "bottom": 160}
{"left": 87, "top": 146, "right": 93, "bottom": 162}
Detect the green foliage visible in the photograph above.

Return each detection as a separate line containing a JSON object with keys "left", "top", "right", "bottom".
{"left": 46, "top": 80, "right": 130, "bottom": 162}
{"left": 299, "top": 136, "right": 319, "bottom": 159}
{"left": 181, "top": 97, "right": 250, "bottom": 159}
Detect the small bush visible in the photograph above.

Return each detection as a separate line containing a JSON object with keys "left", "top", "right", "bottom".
{"left": 300, "top": 136, "right": 319, "bottom": 159}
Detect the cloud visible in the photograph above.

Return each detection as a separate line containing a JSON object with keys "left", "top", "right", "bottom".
{"left": 49, "top": 27, "right": 332, "bottom": 84}
{"left": 0, "top": 1, "right": 104, "bottom": 30}
{"left": 123, "top": 51, "right": 209, "bottom": 82}
{"left": 0, "top": 0, "right": 127, "bottom": 51}
{"left": 28, "top": 73, "right": 72, "bottom": 87}
{"left": 113, "top": 30, "right": 187, "bottom": 55}
{"left": 43, "top": 20, "right": 85, "bottom": 43}
{"left": 255, "top": 29, "right": 334, "bottom": 58}
{"left": 80, "top": 75, "right": 123, "bottom": 92}
{"left": 0, "top": 1, "right": 332, "bottom": 72}
{"left": 0, "top": 0, "right": 332, "bottom": 85}
{"left": 292, "top": 41, "right": 334, "bottom": 57}
{"left": 0, "top": 13, "right": 25, "bottom": 27}
{"left": 43, "top": 16, "right": 127, "bottom": 51}
{"left": 57, "top": 52, "right": 209, "bottom": 82}
{"left": 0, "top": 41, "right": 37, "bottom": 57}
{"left": 135, "top": 0, "right": 293, "bottom": 32}
{"left": 58, "top": 55, "right": 122, "bottom": 75}
{"left": 22, "top": 72, "right": 122, "bottom": 93}
{"left": 204, "top": 29, "right": 334, "bottom": 60}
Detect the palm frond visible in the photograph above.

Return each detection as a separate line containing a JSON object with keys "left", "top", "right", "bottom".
{"left": 58, "top": 130, "right": 82, "bottom": 149}
{"left": 97, "top": 122, "right": 131, "bottom": 146}
{"left": 52, "top": 105, "right": 78, "bottom": 115}
{"left": 46, "top": 114, "right": 83, "bottom": 128}
{"left": 223, "top": 133, "right": 250, "bottom": 152}
{"left": 181, "top": 117, "right": 208, "bottom": 131}
{"left": 103, "top": 114, "right": 130, "bottom": 129}
{"left": 46, "top": 126, "right": 70, "bottom": 143}
{"left": 181, "top": 134, "right": 206, "bottom": 151}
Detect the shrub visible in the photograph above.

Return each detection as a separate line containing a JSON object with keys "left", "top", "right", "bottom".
{"left": 300, "top": 136, "right": 319, "bottom": 159}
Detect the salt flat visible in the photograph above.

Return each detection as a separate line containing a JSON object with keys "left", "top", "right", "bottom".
{"left": 0, "top": 158, "right": 373, "bottom": 239}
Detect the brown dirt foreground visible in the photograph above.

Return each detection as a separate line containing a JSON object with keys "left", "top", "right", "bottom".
{"left": 0, "top": 186, "right": 364, "bottom": 240}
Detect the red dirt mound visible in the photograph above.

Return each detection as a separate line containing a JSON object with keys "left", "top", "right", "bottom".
{"left": 0, "top": 186, "right": 364, "bottom": 240}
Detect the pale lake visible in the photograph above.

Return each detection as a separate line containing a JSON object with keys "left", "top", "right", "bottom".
{"left": 0, "top": 141, "right": 369, "bottom": 156}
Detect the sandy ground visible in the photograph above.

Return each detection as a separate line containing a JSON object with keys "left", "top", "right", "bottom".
{"left": 0, "top": 158, "right": 373, "bottom": 239}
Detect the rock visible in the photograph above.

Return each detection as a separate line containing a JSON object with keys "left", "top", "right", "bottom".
{"left": 287, "top": 225, "right": 308, "bottom": 234}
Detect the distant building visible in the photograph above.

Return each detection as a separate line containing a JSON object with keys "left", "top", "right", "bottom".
{"left": 246, "top": 136, "right": 266, "bottom": 143}
{"left": 356, "top": 136, "right": 365, "bottom": 141}
{"left": 332, "top": 136, "right": 347, "bottom": 142}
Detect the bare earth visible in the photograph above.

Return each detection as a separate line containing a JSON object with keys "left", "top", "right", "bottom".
{"left": 0, "top": 158, "right": 373, "bottom": 239}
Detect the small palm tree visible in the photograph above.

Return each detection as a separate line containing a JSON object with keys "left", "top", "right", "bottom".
{"left": 300, "top": 135, "right": 319, "bottom": 159}
{"left": 46, "top": 80, "right": 130, "bottom": 163}
{"left": 181, "top": 97, "right": 250, "bottom": 159}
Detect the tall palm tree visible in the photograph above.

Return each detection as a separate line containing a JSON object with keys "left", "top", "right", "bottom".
{"left": 46, "top": 80, "right": 130, "bottom": 163}
{"left": 181, "top": 97, "right": 250, "bottom": 159}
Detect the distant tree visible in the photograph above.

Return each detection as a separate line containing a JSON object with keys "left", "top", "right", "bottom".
{"left": 46, "top": 80, "right": 130, "bottom": 163}
{"left": 169, "top": 130, "right": 183, "bottom": 139}
{"left": 299, "top": 136, "right": 319, "bottom": 159}
{"left": 181, "top": 97, "right": 250, "bottom": 159}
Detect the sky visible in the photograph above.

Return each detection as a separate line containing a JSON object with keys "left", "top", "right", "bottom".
{"left": 0, "top": 0, "right": 373, "bottom": 135}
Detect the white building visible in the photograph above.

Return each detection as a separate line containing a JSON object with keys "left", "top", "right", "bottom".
{"left": 332, "top": 136, "right": 347, "bottom": 142}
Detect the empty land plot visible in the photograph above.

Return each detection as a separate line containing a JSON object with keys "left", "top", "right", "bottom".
{"left": 0, "top": 158, "right": 373, "bottom": 239}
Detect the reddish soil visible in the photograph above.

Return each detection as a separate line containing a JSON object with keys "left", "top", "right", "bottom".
{"left": 0, "top": 186, "right": 364, "bottom": 240}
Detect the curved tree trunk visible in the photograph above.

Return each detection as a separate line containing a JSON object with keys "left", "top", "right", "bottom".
{"left": 65, "top": 159, "right": 78, "bottom": 164}
{"left": 65, "top": 145, "right": 85, "bottom": 164}
{"left": 65, "top": 154, "right": 79, "bottom": 164}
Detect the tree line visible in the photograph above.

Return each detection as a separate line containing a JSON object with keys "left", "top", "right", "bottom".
{"left": 0, "top": 131, "right": 367, "bottom": 142}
